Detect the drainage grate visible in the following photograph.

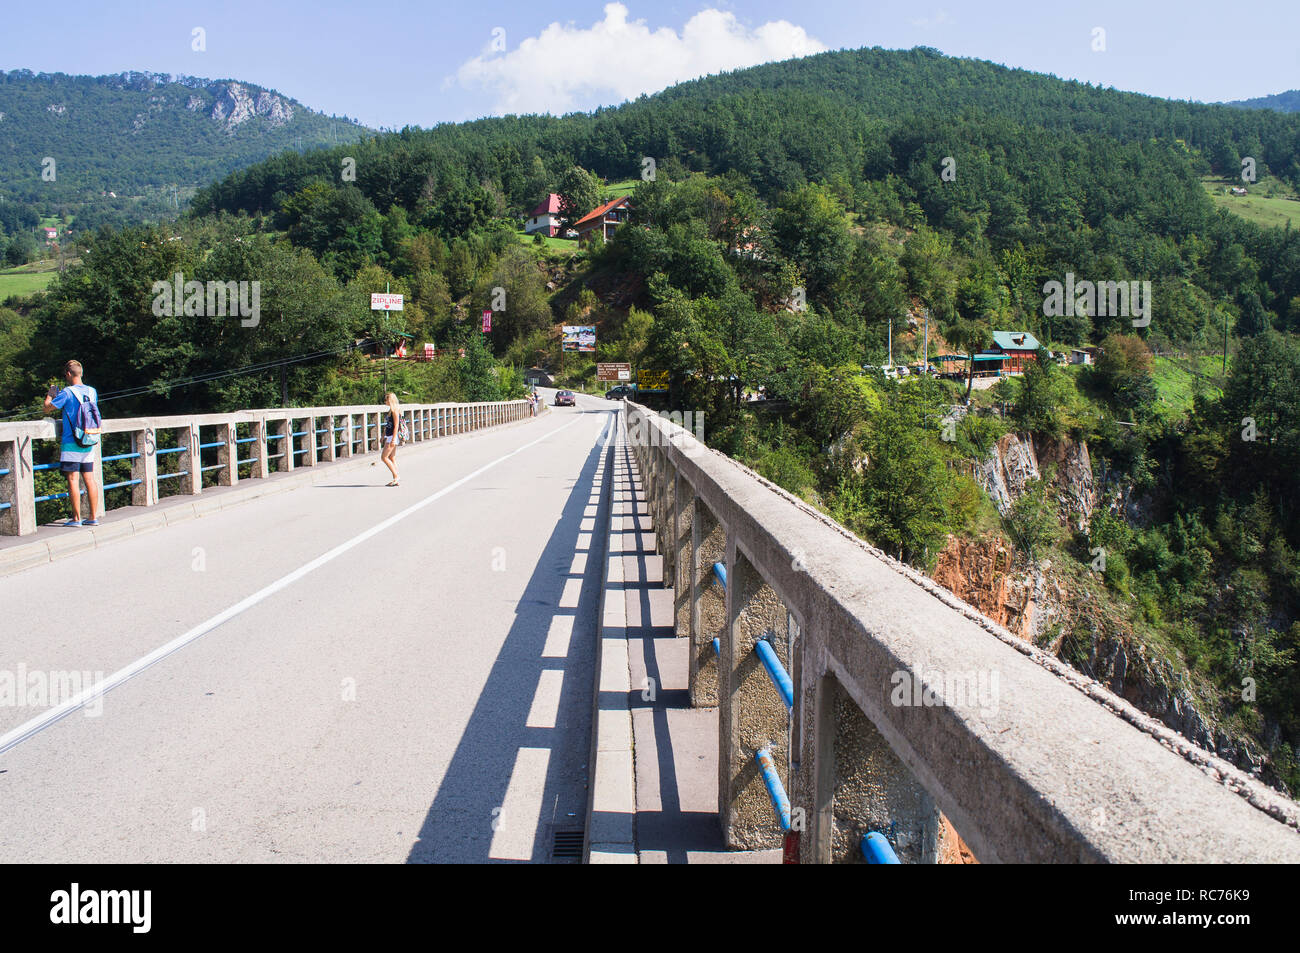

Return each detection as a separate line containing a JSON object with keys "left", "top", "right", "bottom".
{"left": 552, "top": 829, "right": 585, "bottom": 859}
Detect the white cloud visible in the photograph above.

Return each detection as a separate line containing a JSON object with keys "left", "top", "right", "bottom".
{"left": 452, "top": 2, "right": 827, "bottom": 115}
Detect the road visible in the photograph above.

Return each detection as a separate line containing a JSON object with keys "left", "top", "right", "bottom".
{"left": 0, "top": 391, "right": 618, "bottom": 862}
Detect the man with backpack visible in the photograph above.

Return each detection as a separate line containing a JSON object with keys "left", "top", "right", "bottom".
{"left": 42, "top": 359, "right": 103, "bottom": 527}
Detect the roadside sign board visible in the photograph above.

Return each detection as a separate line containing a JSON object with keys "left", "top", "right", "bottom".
{"left": 562, "top": 325, "right": 596, "bottom": 352}
{"left": 482, "top": 309, "right": 492, "bottom": 332}
{"left": 370, "top": 293, "right": 404, "bottom": 311}
{"left": 597, "top": 362, "right": 631, "bottom": 382}
{"left": 638, "top": 370, "right": 669, "bottom": 391}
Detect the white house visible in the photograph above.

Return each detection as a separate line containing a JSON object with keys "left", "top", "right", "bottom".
{"left": 525, "top": 194, "right": 563, "bottom": 237}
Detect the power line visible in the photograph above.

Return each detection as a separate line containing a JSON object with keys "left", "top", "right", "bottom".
{"left": 0, "top": 341, "right": 366, "bottom": 421}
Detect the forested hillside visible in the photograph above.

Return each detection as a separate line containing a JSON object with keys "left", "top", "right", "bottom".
{"left": 0, "top": 69, "right": 370, "bottom": 239}
{"left": 6, "top": 45, "right": 1300, "bottom": 793}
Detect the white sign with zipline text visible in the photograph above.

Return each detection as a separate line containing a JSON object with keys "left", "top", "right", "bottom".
{"left": 370, "top": 293, "right": 404, "bottom": 311}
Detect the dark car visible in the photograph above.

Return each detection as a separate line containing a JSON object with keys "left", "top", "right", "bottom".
{"left": 554, "top": 389, "right": 576, "bottom": 407}
{"left": 606, "top": 385, "right": 634, "bottom": 400}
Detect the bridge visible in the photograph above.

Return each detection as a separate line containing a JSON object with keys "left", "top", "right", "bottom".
{"left": 1, "top": 394, "right": 1298, "bottom": 863}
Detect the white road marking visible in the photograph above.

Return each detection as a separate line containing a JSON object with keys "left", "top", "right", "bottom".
{"left": 0, "top": 413, "right": 595, "bottom": 757}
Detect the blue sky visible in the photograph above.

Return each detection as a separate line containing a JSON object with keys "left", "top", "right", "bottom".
{"left": 1, "top": 0, "right": 1296, "bottom": 129}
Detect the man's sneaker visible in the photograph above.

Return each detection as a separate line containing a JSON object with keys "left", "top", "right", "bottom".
{"left": 82, "top": 519, "right": 101, "bottom": 526}
{"left": 57, "top": 519, "right": 82, "bottom": 527}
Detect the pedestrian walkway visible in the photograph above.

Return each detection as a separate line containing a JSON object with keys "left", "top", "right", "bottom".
{"left": 594, "top": 417, "right": 780, "bottom": 863}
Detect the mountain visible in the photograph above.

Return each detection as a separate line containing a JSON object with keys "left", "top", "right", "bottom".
{"left": 195, "top": 45, "right": 1300, "bottom": 224}
{"left": 1225, "top": 89, "right": 1300, "bottom": 113}
{"left": 0, "top": 69, "right": 372, "bottom": 229}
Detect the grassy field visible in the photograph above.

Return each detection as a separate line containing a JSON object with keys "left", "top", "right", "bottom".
{"left": 0, "top": 261, "right": 63, "bottom": 298}
{"left": 1202, "top": 176, "right": 1300, "bottom": 230}
{"left": 1152, "top": 352, "right": 1227, "bottom": 414}
{"left": 603, "top": 179, "right": 639, "bottom": 199}
{"left": 514, "top": 231, "right": 581, "bottom": 253}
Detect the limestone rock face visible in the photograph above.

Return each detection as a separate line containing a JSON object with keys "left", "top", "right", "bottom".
{"left": 975, "top": 433, "right": 1039, "bottom": 517}
{"left": 975, "top": 431, "right": 1096, "bottom": 532}
{"left": 210, "top": 82, "right": 294, "bottom": 130}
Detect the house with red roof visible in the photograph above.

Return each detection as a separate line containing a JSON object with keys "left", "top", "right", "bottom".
{"left": 525, "top": 193, "right": 564, "bottom": 237}
{"left": 574, "top": 196, "right": 630, "bottom": 244}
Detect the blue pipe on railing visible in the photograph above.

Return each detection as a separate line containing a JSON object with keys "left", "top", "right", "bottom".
{"left": 712, "top": 637, "right": 721, "bottom": 657}
{"left": 755, "top": 747, "right": 791, "bottom": 832}
{"left": 755, "top": 638, "right": 794, "bottom": 710}
{"left": 712, "top": 561, "right": 727, "bottom": 589}
{"left": 103, "top": 478, "right": 143, "bottom": 492}
{"left": 861, "top": 833, "right": 901, "bottom": 864}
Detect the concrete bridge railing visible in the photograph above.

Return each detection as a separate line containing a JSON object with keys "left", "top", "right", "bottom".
{"left": 622, "top": 400, "right": 1300, "bottom": 863}
{"left": 0, "top": 399, "right": 532, "bottom": 536}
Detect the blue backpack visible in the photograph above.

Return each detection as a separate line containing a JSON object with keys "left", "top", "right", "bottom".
{"left": 73, "top": 390, "right": 103, "bottom": 447}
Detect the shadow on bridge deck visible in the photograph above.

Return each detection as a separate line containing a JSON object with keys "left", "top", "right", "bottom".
{"left": 404, "top": 409, "right": 616, "bottom": 863}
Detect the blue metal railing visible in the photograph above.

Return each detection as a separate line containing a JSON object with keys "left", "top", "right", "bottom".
{"left": 755, "top": 747, "right": 792, "bottom": 832}
{"left": 103, "top": 478, "right": 142, "bottom": 492}
{"left": 198, "top": 441, "right": 225, "bottom": 450}
{"left": 156, "top": 470, "right": 190, "bottom": 481}
{"left": 712, "top": 637, "right": 721, "bottom": 657}
{"left": 712, "top": 561, "right": 727, "bottom": 589}
{"left": 755, "top": 638, "right": 794, "bottom": 710}
{"left": 861, "top": 833, "right": 901, "bottom": 864}
{"left": 156, "top": 446, "right": 188, "bottom": 456}
{"left": 101, "top": 451, "right": 141, "bottom": 463}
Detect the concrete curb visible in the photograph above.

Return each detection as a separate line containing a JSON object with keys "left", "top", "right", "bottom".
{"left": 584, "top": 408, "right": 638, "bottom": 864}
{"left": 0, "top": 411, "right": 542, "bottom": 578}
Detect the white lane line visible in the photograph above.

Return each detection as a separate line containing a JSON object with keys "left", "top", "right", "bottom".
{"left": 0, "top": 412, "right": 598, "bottom": 757}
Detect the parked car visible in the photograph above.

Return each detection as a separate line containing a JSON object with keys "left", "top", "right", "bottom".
{"left": 554, "top": 389, "right": 576, "bottom": 407}
{"left": 606, "top": 385, "right": 634, "bottom": 400}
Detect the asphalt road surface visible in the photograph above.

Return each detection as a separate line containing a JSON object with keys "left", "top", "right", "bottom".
{"left": 0, "top": 391, "right": 619, "bottom": 862}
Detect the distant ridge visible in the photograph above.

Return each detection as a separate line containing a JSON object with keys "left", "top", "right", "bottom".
{"left": 1223, "top": 89, "right": 1300, "bottom": 113}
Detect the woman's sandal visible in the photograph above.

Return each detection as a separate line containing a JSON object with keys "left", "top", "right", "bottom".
{"left": 386, "top": 480, "right": 400, "bottom": 487}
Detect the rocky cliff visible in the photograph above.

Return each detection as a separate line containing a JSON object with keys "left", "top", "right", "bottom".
{"left": 933, "top": 429, "right": 1270, "bottom": 782}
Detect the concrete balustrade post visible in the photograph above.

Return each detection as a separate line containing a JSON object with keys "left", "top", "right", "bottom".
{"left": 272, "top": 418, "right": 293, "bottom": 473}
{"left": 250, "top": 419, "right": 269, "bottom": 478}
{"left": 299, "top": 416, "right": 316, "bottom": 468}
{"left": 690, "top": 498, "right": 725, "bottom": 707}
{"left": 673, "top": 472, "right": 695, "bottom": 646}
{"left": 130, "top": 427, "right": 158, "bottom": 506}
{"left": 800, "top": 673, "right": 942, "bottom": 864}
{"left": 719, "top": 543, "right": 792, "bottom": 850}
{"left": 215, "top": 422, "right": 238, "bottom": 486}
{"left": 338, "top": 414, "right": 353, "bottom": 458}
{"left": 0, "top": 437, "right": 37, "bottom": 536}
{"left": 180, "top": 422, "right": 202, "bottom": 494}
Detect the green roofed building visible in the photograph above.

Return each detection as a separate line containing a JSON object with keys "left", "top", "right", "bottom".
{"left": 989, "top": 330, "right": 1041, "bottom": 374}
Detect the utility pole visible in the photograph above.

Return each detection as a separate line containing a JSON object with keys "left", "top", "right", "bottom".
{"left": 922, "top": 308, "right": 930, "bottom": 377}
{"left": 887, "top": 316, "right": 893, "bottom": 368}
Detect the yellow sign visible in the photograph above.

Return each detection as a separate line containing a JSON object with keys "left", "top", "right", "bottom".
{"left": 638, "top": 370, "right": 669, "bottom": 390}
